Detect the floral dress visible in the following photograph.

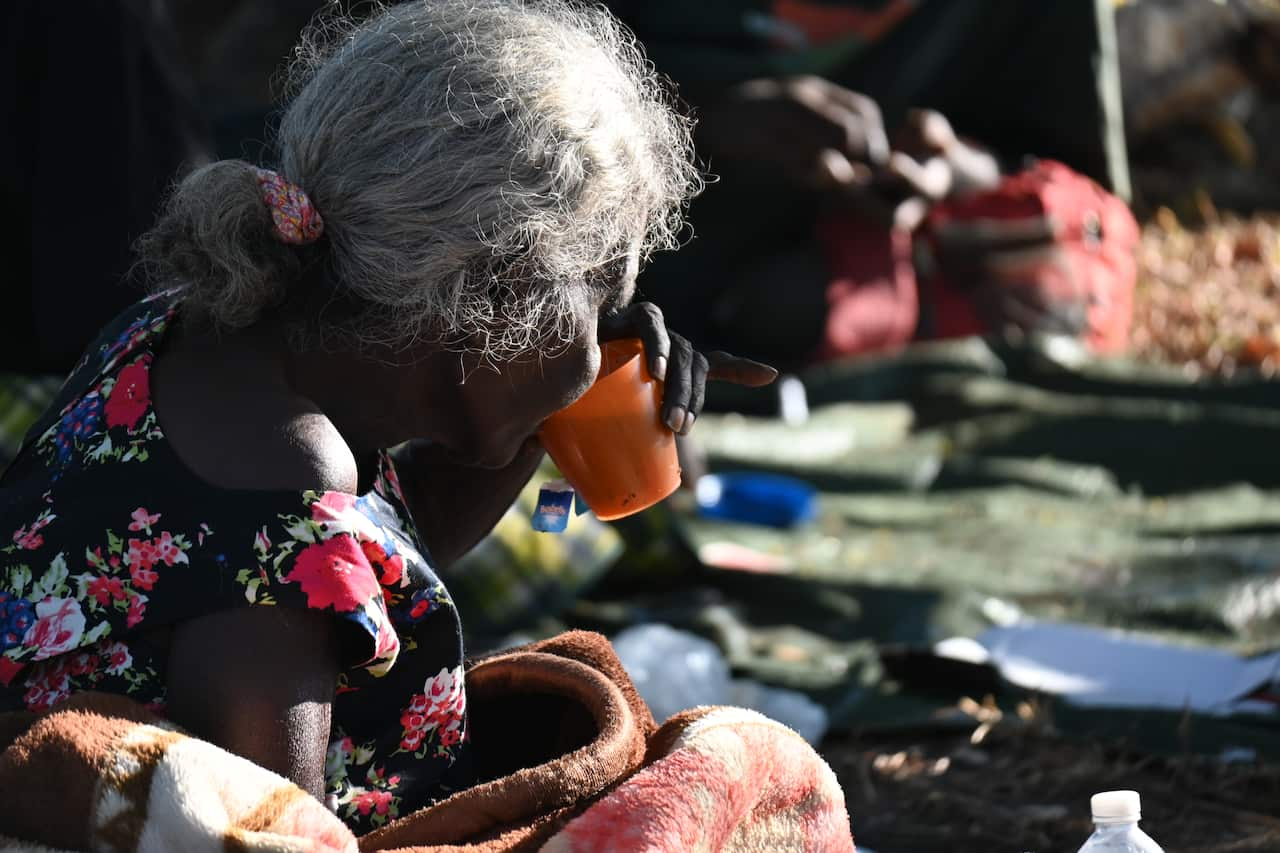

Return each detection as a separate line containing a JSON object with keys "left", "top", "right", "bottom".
{"left": 0, "top": 295, "right": 472, "bottom": 832}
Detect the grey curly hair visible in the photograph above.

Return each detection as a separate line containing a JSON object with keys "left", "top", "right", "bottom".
{"left": 139, "top": 0, "right": 699, "bottom": 362}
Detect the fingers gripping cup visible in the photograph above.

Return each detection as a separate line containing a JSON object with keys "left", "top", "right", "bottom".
{"left": 538, "top": 339, "right": 681, "bottom": 521}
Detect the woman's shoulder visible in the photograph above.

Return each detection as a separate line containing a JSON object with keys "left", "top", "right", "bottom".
{"left": 150, "top": 340, "right": 358, "bottom": 496}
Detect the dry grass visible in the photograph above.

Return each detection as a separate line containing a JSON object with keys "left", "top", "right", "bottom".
{"left": 1131, "top": 208, "right": 1280, "bottom": 377}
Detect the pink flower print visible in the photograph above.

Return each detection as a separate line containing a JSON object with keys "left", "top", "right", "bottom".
{"left": 312, "top": 491, "right": 357, "bottom": 521}
{"left": 86, "top": 576, "right": 126, "bottom": 607}
{"left": 309, "top": 491, "right": 382, "bottom": 543}
{"left": 125, "top": 532, "right": 186, "bottom": 590}
{"left": 127, "top": 538, "right": 159, "bottom": 572}
{"left": 104, "top": 356, "right": 151, "bottom": 432}
{"left": 352, "top": 790, "right": 393, "bottom": 817}
{"left": 285, "top": 536, "right": 380, "bottom": 613}
{"left": 409, "top": 595, "right": 434, "bottom": 620}
{"left": 325, "top": 736, "right": 355, "bottom": 783}
{"left": 380, "top": 459, "right": 407, "bottom": 504}
{"left": 398, "top": 666, "right": 467, "bottom": 753}
{"left": 399, "top": 728, "right": 425, "bottom": 752}
{"left": 15, "top": 511, "right": 56, "bottom": 549}
{"left": 128, "top": 507, "right": 161, "bottom": 534}
{"left": 22, "top": 663, "right": 71, "bottom": 712}
{"left": 103, "top": 642, "right": 133, "bottom": 676}
{"left": 254, "top": 528, "right": 272, "bottom": 553}
{"left": 126, "top": 593, "right": 148, "bottom": 629}
{"left": 360, "top": 539, "right": 404, "bottom": 588}
{"left": 23, "top": 598, "right": 85, "bottom": 661}
{"left": 130, "top": 563, "right": 159, "bottom": 591}
{"left": 66, "top": 652, "right": 98, "bottom": 676}
{"left": 373, "top": 620, "right": 399, "bottom": 662}
{"left": 0, "top": 656, "right": 25, "bottom": 687}
{"left": 424, "top": 667, "right": 466, "bottom": 724}
{"left": 153, "top": 531, "right": 187, "bottom": 566}
{"left": 11, "top": 527, "right": 43, "bottom": 551}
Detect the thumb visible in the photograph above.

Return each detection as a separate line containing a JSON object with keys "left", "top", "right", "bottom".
{"left": 901, "top": 109, "right": 958, "bottom": 157}
{"left": 815, "top": 148, "right": 872, "bottom": 190}
{"left": 887, "top": 151, "right": 952, "bottom": 201}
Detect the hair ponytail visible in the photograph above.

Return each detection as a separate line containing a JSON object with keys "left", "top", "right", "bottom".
{"left": 137, "top": 159, "right": 306, "bottom": 328}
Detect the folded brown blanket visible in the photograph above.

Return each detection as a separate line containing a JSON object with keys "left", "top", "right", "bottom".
{"left": 0, "top": 693, "right": 357, "bottom": 852}
{"left": 0, "top": 631, "right": 854, "bottom": 852}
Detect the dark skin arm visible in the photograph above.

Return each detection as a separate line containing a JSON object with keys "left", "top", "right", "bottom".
{"left": 164, "top": 606, "right": 341, "bottom": 798}
{"left": 397, "top": 302, "right": 777, "bottom": 567}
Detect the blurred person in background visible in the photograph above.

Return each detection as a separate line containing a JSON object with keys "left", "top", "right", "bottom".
{"left": 606, "top": 0, "right": 1138, "bottom": 370}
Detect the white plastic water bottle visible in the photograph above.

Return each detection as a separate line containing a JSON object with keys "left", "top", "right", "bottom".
{"left": 1076, "top": 791, "right": 1164, "bottom": 853}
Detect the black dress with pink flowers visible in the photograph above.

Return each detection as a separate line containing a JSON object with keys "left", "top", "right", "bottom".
{"left": 0, "top": 295, "right": 473, "bottom": 831}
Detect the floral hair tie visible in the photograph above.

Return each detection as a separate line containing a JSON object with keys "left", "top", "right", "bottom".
{"left": 252, "top": 167, "right": 325, "bottom": 245}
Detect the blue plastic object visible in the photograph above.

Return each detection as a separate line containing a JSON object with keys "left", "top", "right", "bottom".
{"left": 695, "top": 472, "right": 817, "bottom": 528}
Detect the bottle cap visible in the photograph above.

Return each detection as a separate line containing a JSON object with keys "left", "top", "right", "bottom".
{"left": 1091, "top": 790, "right": 1140, "bottom": 824}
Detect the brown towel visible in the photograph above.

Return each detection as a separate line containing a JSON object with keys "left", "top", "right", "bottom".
{"left": 0, "top": 631, "right": 854, "bottom": 852}
{"left": 0, "top": 692, "right": 356, "bottom": 852}
{"left": 364, "top": 631, "right": 656, "bottom": 852}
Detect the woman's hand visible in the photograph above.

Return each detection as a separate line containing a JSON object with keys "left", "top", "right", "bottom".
{"left": 399, "top": 302, "right": 775, "bottom": 565}
{"left": 597, "top": 301, "right": 778, "bottom": 435}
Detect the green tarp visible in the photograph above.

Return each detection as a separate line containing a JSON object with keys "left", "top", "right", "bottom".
{"left": 575, "top": 337, "right": 1280, "bottom": 760}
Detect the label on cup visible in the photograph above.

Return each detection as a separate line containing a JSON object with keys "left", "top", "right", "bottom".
{"left": 533, "top": 479, "right": 575, "bottom": 533}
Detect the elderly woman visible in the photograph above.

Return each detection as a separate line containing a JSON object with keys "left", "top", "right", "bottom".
{"left": 0, "top": 0, "right": 773, "bottom": 832}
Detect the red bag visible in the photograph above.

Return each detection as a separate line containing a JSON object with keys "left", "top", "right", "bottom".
{"left": 923, "top": 159, "right": 1139, "bottom": 354}
{"left": 814, "top": 160, "right": 1139, "bottom": 360}
{"left": 813, "top": 217, "right": 919, "bottom": 361}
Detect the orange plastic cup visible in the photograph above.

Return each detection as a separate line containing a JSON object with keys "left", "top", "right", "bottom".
{"left": 538, "top": 339, "right": 681, "bottom": 521}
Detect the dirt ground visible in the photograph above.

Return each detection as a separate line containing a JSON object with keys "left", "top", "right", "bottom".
{"left": 822, "top": 699, "right": 1280, "bottom": 853}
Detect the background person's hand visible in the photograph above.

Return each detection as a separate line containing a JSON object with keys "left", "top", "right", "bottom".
{"left": 698, "top": 75, "right": 890, "bottom": 189}
{"left": 893, "top": 109, "right": 1001, "bottom": 198}
{"left": 598, "top": 301, "right": 778, "bottom": 435}
{"left": 827, "top": 109, "right": 1002, "bottom": 231}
